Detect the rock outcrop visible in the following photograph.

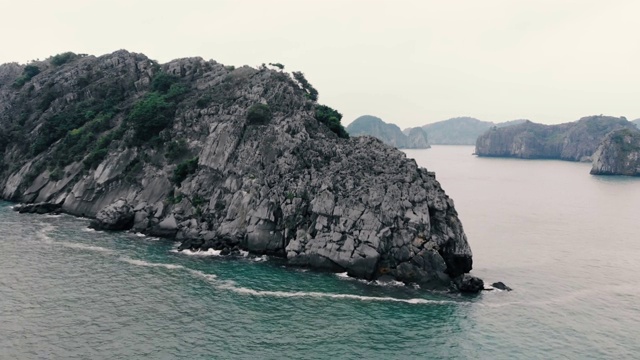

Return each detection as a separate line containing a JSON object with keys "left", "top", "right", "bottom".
{"left": 475, "top": 116, "right": 636, "bottom": 161}
{"left": 404, "top": 117, "right": 526, "bottom": 145}
{"left": 590, "top": 128, "right": 640, "bottom": 176}
{"left": 0, "top": 50, "right": 480, "bottom": 291}
{"left": 346, "top": 115, "right": 430, "bottom": 149}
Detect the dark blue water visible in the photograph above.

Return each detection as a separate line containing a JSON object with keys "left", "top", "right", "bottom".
{"left": 1, "top": 145, "right": 639, "bottom": 359}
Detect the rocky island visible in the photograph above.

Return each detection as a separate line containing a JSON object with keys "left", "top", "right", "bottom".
{"left": 590, "top": 128, "right": 640, "bottom": 176}
{"left": 475, "top": 116, "right": 636, "bottom": 161}
{"left": 404, "top": 117, "right": 526, "bottom": 145}
{"left": 0, "top": 51, "right": 483, "bottom": 292}
{"left": 346, "top": 115, "right": 430, "bottom": 149}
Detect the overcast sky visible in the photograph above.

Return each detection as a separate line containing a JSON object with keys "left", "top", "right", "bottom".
{"left": 1, "top": 0, "right": 638, "bottom": 127}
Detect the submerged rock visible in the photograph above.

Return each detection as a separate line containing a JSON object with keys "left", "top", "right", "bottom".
{"left": 490, "top": 281, "right": 512, "bottom": 291}
{"left": 453, "top": 274, "right": 485, "bottom": 293}
{"left": 13, "top": 202, "right": 61, "bottom": 214}
{"left": 0, "top": 50, "right": 482, "bottom": 291}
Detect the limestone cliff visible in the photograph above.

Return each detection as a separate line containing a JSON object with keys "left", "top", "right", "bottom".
{"left": 346, "top": 115, "right": 430, "bottom": 149}
{"left": 475, "top": 116, "right": 636, "bottom": 161}
{"left": 591, "top": 128, "right": 640, "bottom": 176}
{"left": 0, "top": 51, "right": 480, "bottom": 291}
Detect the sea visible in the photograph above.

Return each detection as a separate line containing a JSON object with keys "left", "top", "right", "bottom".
{"left": 1, "top": 145, "right": 639, "bottom": 359}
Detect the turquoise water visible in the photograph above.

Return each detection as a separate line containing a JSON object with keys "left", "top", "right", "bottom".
{"left": 1, "top": 145, "right": 639, "bottom": 359}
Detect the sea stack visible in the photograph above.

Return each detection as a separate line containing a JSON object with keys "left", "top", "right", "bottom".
{"left": 591, "top": 128, "right": 640, "bottom": 176}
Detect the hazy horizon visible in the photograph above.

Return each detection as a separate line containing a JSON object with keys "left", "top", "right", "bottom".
{"left": 2, "top": 0, "right": 638, "bottom": 127}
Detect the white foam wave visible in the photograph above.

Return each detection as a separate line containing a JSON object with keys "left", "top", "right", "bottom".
{"left": 119, "top": 257, "right": 184, "bottom": 270}
{"left": 239, "top": 250, "right": 249, "bottom": 257}
{"left": 58, "top": 241, "right": 115, "bottom": 254}
{"left": 171, "top": 248, "right": 222, "bottom": 257}
{"left": 82, "top": 228, "right": 96, "bottom": 232}
{"left": 335, "top": 272, "right": 406, "bottom": 288}
{"left": 373, "top": 280, "right": 406, "bottom": 287}
{"left": 216, "top": 282, "right": 453, "bottom": 304}
{"left": 186, "top": 269, "right": 219, "bottom": 282}
{"left": 253, "top": 255, "right": 268, "bottom": 262}
{"left": 36, "top": 225, "right": 55, "bottom": 244}
{"left": 120, "top": 256, "right": 452, "bottom": 305}
{"left": 44, "top": 214, "right": 61, "bottom": 218}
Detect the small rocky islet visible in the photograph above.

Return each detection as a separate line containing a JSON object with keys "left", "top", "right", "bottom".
{"left": 0, "top": 50, "right": 486, "bottom": 293}
{"left": 590, "top": 128, "right": 640, "bottom": 176}
{"left": 346, "top": 115, "right": 430, "bottom": 149}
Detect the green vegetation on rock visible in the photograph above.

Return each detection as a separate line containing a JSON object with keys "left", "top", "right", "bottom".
{"left": 315, "top": 105, "right": 349, "bottom": 139}
{"left": 172, "top": 157, "right": 199, "bottom": 184}
{"left": 247, "top": 104, "right": 272, "bottom": 125}
{"left": 13, "top": 65, "right": 40, "bottom": 88}
{"left": 292, "top": 71, "right": 318, "bottom": 101}
{"left": 50, "top": 52, "right": 77, "bottom": 66}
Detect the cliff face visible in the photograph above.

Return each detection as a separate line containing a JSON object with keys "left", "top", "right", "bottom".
{"left": 475, "top": 116, "right": 635, "bottom": 161}
{"left": 0, "top": 51, "right": 479, "bottom": 291}
{"left": 346, "top": 115, "right": 430, "bottom": 149}
{"left": 591, "top": 128, "right": 640, "bottom": 176}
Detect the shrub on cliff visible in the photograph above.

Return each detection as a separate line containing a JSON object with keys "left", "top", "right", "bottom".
{"left": 127, "top": 92, "right": 173, "bottom": 143}
{"left": 315, "top": 105, "right": 349, "bottom": 139}
{"left": 172, "top": 157, "right": 199, "bottom": 184}
{"left": 50, "top": 52, "right": 77, "bottom": 66}
{"left": 151, "top": 72, "right": 179, "bottom": 93}
{"left": 246, "top": 104, "right": 272, "bottom": 125}
{"left": 292, "top": 71, "right": 318, "bottom": 101}
{"left": 13, "top": 65, "right": 40, "bottom": 88}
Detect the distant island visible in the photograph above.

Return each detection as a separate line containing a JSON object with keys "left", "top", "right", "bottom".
{"left": 591, "top": 127, "right": 640, "bottom": 176}
{"left": 346, "top": 115, "right": 430, "bottom": 149}
{"left": 475, "top": 115, "right": 636, "bottom": 162}
{"left": 405, "top": 117, "right": 526, "bottom": 145}
{"left": 633, "top": 118, "right": 640, "bottom": 129}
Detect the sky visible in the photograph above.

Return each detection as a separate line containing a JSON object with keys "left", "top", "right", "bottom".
{"left": 1, "top": 0, "right": 639, "bottom": 128}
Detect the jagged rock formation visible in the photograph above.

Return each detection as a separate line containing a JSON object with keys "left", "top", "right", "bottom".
{"left": 346, "top": 115, "right": 430, "bottom": 149}
{"left": 404, "top": 117, "right": 526, "bottom": 145}
{"left": 0, "top": 50, "right": 480, "bottom": 291}
{"left": 475, "top": 116, "right": 636, "bottom": 161}
{"left": 590, "top": 128, "right": 640, "bottom": 176}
